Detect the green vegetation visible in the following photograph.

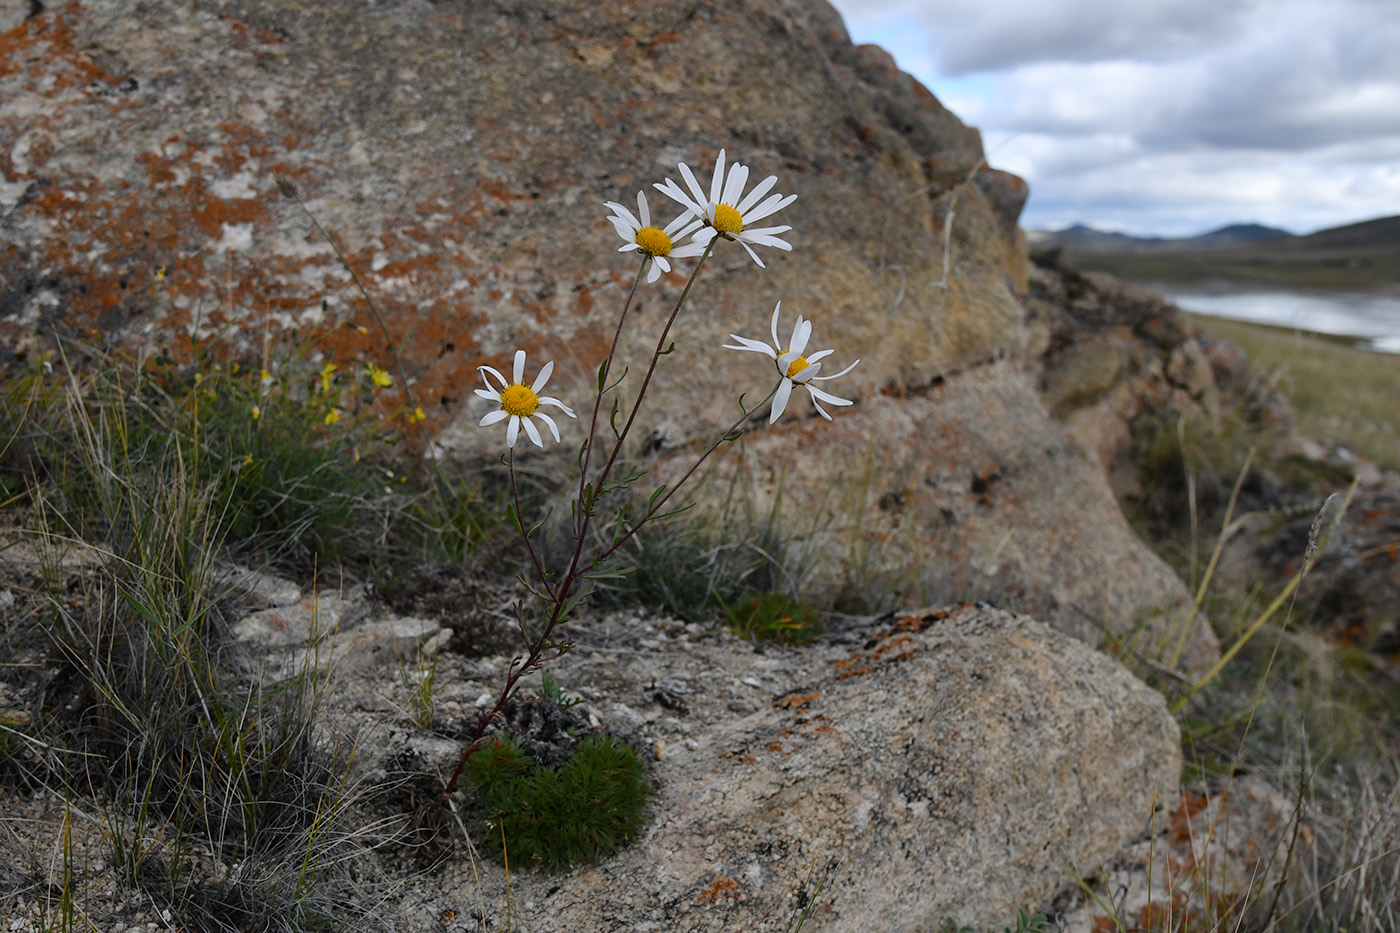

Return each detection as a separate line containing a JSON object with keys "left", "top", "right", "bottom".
{"left": 0, "top": 346, "right": 377, "bottom": 931}
{"left": 1190, "top": 313, "right": 1400, "bottom": 471}
{"left": 465, "top": 733, "right": 654, "bottom": 873}
{"left": 1062, "top": 215, "right": 1400, "bottom": 287}
{"left": 723, "top": 591, "right": 826, "bottom": 645}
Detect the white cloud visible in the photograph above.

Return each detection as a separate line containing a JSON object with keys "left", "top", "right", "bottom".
{"left": 828, "top": 0, "right": 1400, "bottom": 234}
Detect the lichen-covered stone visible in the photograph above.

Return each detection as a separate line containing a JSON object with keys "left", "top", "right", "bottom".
{"left": 407, "top": 605, "right": 1181, "bottom": 932}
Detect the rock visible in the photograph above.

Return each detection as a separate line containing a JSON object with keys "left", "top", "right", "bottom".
{"left": 653, "top": 360, "right": 1220, "bottom": 673}
{"left": 1058, "top": 775, "right": 1304, "bottom": 933}
{"left": 0, "top": 0, "right": 1222, "bottom": 670}
{"left": 1, "top": 0, "right": 1024, "bottom": 455}
{"left": 411, "top": 605, "right": 1181, "bottom": 932}
{"left": 212, "top": 562, "right": 302, "bottom": 610}
{"left": 232, "top": 586, "right": 373, "bottom": 650}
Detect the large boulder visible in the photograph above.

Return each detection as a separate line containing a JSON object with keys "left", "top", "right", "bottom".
{"left": 387, "top": 604, "right": 1182, "bottom": 932}
{"left": 0, "top": 0, "right": 1216, "bottom": 664}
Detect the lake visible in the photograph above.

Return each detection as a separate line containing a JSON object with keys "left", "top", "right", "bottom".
{"left": 1146, "top": 284, "right": 1400, "bottom": 354}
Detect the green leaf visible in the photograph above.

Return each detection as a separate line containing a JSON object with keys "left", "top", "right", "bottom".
{"left": 658, "top": 341, "right": 676, "bottom": 356}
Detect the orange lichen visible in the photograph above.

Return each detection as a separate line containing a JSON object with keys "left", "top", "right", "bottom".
{"left": 774, "top": 690, "right": 822, "bottom": 710}
{"left": 696, "top": 876, "right": 743, "bottom": 906}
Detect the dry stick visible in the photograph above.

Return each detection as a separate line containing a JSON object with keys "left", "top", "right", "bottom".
{"left": 275, "top": 177, "right": 456, "bottom": 508}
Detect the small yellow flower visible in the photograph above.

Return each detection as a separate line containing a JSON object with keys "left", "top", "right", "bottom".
{"left": 154, "top": 265, "right": 166, "bottom": 282}
{"left": 260, "top": 368, "right": 273, "bottom": 387}
{"left": 319, "top": 363, "right": 338, "bottom": 393}
{"left": 242, "top": 453, "right": 254, "bottom": 467}
{"left": 409, "top": 406, "right": 426, "bottom": 423}
{"left": 324, "top": 408, "right": 341, "bottom": 426}
{"left": 251, "top": 404, "right": 261, "bottom": 421}
{"left": 368, "top": 364, "right": 393, "bottom": 388}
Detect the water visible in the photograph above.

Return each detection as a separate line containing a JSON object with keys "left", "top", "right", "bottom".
{"left": 1149, "top": 284, "right": 1400, "bottom": 354}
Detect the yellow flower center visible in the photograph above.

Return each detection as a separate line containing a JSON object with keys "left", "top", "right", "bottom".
{"left": 501, "top": 383, "right": 540, "bottom": 417}
{"left": 783, "top": 354, "right": 811, "bottom": 381}
{"left": 635, "top": 225, "right": 672, "bottom": 257}
{"left": 713, "top": 203, "right": 743, "bottom": 235}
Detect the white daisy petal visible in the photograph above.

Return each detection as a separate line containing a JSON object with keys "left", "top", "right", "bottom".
{"left": 536, "top": 410, "right": 561, "bottom": 442}
{"left": 743, "top": 224, "right": 792, "bottom": 237}
{"left": 709, "top": 149, "right": 726, "bottom": 208}
{"left": 479, "top": 364, "right": 507, "bottom": 390}
{"left": 669, "top": 241, "right": 709, "bottom": 258}
{"left": 540, "top": 396, "right": 576, "bottom": 418}
{"left": 792, "top": 319, "right": 812, "bottom": 355}
{"left": 741, "top": 233, "right": 793, "bottom": 251}
{"left": 815, "top": 359, "right": 860, "bottom": 380}
{"left": 744, "top": 192, "right": 798, "bottom": 225}
{"left": 808, "top": 385, "right": 854, "bottom": 406}
{"left": 646, "top": 260, "right": 662, "bottom": 283}
{"left": 736, "top": 174, "right": 777, "bottom": 214}
{"left": 721, "top": 162, "right": 748, "bottom": 207}
{"left": 678, "top": 162, "right": 708, "bottom": 213}
{"left": 664, "top": 212, "right": 702, "bottom": 239}
{"left": 636, "top": 189, "right": 650, "bottom": 228}
{"left": 723, "top": 302, "right": 857, "bottom": 425}
{"left": 531, "top": 359, "right": 554, "bottom": 392}
{"left": 605, "top": 201, "right": 641, "bottom": 229}
{"left": 478, "top": 351, "right": 576, "bottom": 448}
{"left": 725, "top": 335, "right": 778, "bottom": 356}
{"left": 770, "top": 378, "right": 794, "bottom": 424}
{"left": 735, "top": 237, "right": 766, "bottom": 267}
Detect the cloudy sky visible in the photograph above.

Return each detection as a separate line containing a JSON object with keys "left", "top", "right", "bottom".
{"left": 827, "top": 0, "right": 1400, "bottom": 237}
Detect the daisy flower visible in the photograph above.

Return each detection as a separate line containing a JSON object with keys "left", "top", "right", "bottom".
{"left": 724, "top": 302, "right": 859, "bottom": 423}
{"left": 475, "top": 349, "right": 577, "bottom": 448}
{"left": 655, "top": 149, "right": 796, "bottom": 268}
{"left": 604, "top": 191, "right": 708, "bottom": 284}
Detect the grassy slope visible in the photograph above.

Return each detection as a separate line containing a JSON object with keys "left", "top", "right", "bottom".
{"left": 1063, "top": 215, "right": 1400, "bottom": 287}
{"left": 1188, "top": 313, "right": 1400, "bottom": 471}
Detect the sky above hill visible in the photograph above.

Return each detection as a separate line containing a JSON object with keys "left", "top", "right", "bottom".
{"left": 827, "top": 0, "right": 1400, "bottom": 237}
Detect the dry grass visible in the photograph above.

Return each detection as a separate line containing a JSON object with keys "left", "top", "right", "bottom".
{"left": 1190, "top": 313, "right": 1400, "bottom": 472}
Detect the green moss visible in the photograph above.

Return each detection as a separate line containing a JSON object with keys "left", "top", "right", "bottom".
{"left": 466, "top": 734, "right": 653, "bottom": 873}
{"left": 725, "top": 592, "right": 825, "bottom": 645}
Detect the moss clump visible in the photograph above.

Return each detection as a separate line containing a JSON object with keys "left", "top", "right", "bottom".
{"left": 726, "top": 592, "right": 825, "bottom": 645}
{"left": 466, "top": 733, "right": 653, "bottom": 872}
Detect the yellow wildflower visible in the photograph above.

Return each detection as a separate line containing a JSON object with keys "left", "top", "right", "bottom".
{"left": 251, "top": 404, "right": 261, "bottom": 421}
{"left": 409, "top": 406, "right": 426, "bottom": 423}
{"left": 324, "top": 408, "right": 341, "bottom": 426}
{"left": 319, "top": 363, "right": 337, "bottom": 393}
{"left": 368, "top": 364, "right": 392, "bottom": 388}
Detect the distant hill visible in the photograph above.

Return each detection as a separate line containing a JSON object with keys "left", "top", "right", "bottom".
{"left": 1036, "top": 222, "right": 1293, "bottom": 254}
{"left": 1039, "top": 214, "right": 1400, "bottom": 288}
